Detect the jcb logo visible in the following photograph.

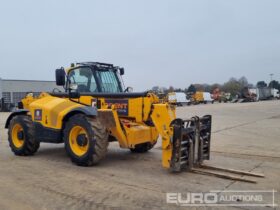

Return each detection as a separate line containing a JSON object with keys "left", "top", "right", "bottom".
{"left": 105, "top": 99, "right": 129, "bottom": 116}
{"left": 106, "top": 102, "right": 128, "bottom": 110}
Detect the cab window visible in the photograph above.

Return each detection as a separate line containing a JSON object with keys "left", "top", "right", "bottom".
{"left": 68, "top": 68, "right": 97, "bottom": 92}
{"left": 96, "top": 70, "right": 122, "bottom": 93}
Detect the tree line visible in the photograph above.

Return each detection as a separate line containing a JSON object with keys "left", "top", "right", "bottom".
{"left": 151, "top": 76, "right": 280, "bottom": 96}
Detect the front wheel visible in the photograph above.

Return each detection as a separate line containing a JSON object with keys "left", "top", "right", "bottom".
{"left": 8, "top": 115, "right": 40, "bottom": 156}
{"left": 64, "top": 114, "right": 109, "bottom": 166}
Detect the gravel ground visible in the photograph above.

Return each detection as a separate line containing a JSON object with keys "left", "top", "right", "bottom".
{"left": 0, "top": 100, "right": 279, "bottom": 210}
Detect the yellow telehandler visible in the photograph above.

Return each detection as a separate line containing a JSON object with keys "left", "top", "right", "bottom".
{"left": 4, "top": 62, "right": 264, "bottom": 181}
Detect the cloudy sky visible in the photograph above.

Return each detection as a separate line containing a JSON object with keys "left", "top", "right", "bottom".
{"left": 0, "top": 0, "right": 279, "bottom": 91}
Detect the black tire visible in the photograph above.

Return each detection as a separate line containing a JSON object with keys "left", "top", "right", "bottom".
{"left": 130, "top": 142, "right": 156, "bottom": 153}
{"left": 8, "top": 115, "right": 40, "bottom": 156}
{"left": 64, "top": 114, "right": 108, "bottom": 166}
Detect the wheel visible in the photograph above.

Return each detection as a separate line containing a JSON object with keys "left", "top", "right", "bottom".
{"left": 130, "top": 142, "right": 156, "bottom": 153}
{"left": 8, "top": 115, "right": 40, "bottom": 156}
{"left": 64, "top": 114, "right": 108, "bottom": 166}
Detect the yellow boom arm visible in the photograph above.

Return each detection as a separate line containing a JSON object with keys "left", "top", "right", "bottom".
{"left": 150, "top": 104, "right": 175, "bottom": 168}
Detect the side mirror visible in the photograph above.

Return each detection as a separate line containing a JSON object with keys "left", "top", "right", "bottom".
{"left": 125, "top": 87, "right": 133, "bottom": 93}
{"left": 119, "top": 68, "right": 124, "bottom": 76}
{"left": 55, "top": 68, "right": 66, "bottom": 86}
{"left": 69, "top": 83, "right": 78, "bottom": 91}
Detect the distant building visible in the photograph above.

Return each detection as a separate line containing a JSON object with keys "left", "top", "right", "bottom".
{"left": 0, "top": 78, "right": 61, "bottom": 111}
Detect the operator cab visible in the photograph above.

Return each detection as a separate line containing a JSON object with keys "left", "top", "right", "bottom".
{"left": 56, "top": 62, "right": 126, "bottom": 93}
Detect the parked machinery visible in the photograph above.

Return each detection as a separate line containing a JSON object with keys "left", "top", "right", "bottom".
{"left": 192, "top": 91, "right": 213, "bottom": 104}
{"left": 5, "top": 62, "right": 266, "bottom": 182}
{"left": 167, "top": 92, "right": 190, "bottom": 106}
{"left": 211, "top": 88, "right": 231, "bottom": 103}
{"left": 240, "top": 87, "right": 257, "bottom": 102}
{"left": 5, "top": 62, "right": 212, "bottom": 172}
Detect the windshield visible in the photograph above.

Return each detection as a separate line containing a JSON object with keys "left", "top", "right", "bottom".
{"left": 96, "top": 70, "right": 122, "bottom": 93}
{"left": 68, "top": 67, "right": 123, "bottom": 93}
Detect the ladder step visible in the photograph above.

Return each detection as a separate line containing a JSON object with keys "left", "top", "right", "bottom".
{"left": 180, "top": 161, "right": 187, "bottom": 165}
{"left": 181, "top": 141, "right": 188, "bottom": 145}
{"left": 202, "top": 136, "right": 208, "bottom": 140}
{"left": 181, "top": 147, "right": 188, "bottom": 151}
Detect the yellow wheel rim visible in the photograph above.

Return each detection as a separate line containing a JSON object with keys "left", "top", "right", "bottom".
{"left": 69, "top": 126, "right": 89, "bottom": 157}
{"left": 11, "top": 124, "right": 24, "bottom": 148}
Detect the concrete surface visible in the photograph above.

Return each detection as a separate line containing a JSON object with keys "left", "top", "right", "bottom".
{"left": 0, "top": 100, "right": 279, "bottom": 210}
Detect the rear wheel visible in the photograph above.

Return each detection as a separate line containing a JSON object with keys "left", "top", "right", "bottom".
{"left": 64, "top": 114, "right": 108, "bottom": 166}
{"left": 8, "top": 115, "right": 40, "bottom": 156}
{"left": 130, "top": 142, "right": 156, "bottom": 153}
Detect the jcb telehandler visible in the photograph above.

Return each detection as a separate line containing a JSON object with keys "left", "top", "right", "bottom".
{"left": 4, "top": 62, "right": 264, "bottom": 180}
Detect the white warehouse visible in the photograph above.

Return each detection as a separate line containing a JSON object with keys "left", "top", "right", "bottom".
{"left": 0, "top": 78, "right": 60, "bottom": 111}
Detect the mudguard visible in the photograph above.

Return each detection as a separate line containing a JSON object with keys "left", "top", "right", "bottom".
{"left": 5, "top": 109, "right": 29, "bottom": 128}
{"left": 62, "top": 106, "right": 98, "bottom": 123}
